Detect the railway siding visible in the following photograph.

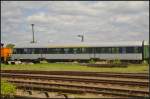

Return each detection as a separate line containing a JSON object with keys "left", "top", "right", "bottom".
{"left": 1, "top": 73, "right": 149, "bottom": 87}
{"left": 1, "top": 70, "right": 149, "bottom": 98}
{"left": 1, "top": 70, "right": 149, "bottom": 79}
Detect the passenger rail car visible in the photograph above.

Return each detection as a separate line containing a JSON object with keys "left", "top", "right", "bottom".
{"left": 11, "top": 41, "right": 149, "bottom": 63}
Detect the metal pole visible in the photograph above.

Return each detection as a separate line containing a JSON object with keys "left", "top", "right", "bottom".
{"left": 82, "top": 33, "right": 84, "bottom": 42}
{"left": 149, "top": 40, "right": 150, "bottom": 64}
{"left": 78, "top": 34, "right": 84, "bottom": 42}
{"left": 31, "top": 24, "right": 35, "bottom": 43}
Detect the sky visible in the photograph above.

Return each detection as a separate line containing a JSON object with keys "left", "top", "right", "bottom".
{"left": 1, "top": 1, "right": 149, "bottom": 45}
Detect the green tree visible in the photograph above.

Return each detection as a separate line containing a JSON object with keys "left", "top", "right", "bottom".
{"left": 6, "top": 44, "right": 15, "bottom": 49}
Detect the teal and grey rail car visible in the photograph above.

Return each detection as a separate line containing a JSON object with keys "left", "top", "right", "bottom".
{"left": 142, "top": 41, "right": 149, "bottom": 62}
{"left": 11, "top": 41, "right": 149, "bottom": 63}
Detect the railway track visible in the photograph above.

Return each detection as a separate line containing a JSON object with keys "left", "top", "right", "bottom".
{"left": 1, "top": 70, "right": 149, "bottom": 79}
{"left": 1, "top": 73, "right": 149, "bottom": 87}
{"left": 8, "top": 79, "right": 149, "bottom": 95}
{"left": 1, "top": 95, "right": 50, "bottom": 99}
{"left": 1, "top": 70, "right": 149, "bottom": 98}
{"left": 3, "top": 79, "right": 148, "bottom": 98}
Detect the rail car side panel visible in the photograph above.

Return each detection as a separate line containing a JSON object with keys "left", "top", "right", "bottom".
{"left": 11, "top": 53, "right": 142, "bottom": 60}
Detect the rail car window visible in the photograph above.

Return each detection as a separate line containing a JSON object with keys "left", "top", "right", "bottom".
{"left": 13, "top": 49, "right": 17, "bottom": 54}
{"left": 126, "top": 47, "right": 134, "bottom": 53}
{"left": 134, "top": 47, "right": 142, "bottom": 53}
{"left": 95, "top": 48, "right": 100, "bottom": 53}
{"left": 20, "top": 48, "right": 23, "bottom": 54}
{"left": 125, "top": 47, "right": 142, "bottom": 53}
{"left": 14, "top": 48, "right": 23, "bottom": 54}
{"left": 95, "top": 47, "right": 102, "bottom": 53}
{"left": 54, "top": 48, "right": 58, "bottom": 54}
{"left": 63, "top": 48, "right": 68, "bottom": 54}
{"left": 15, "top": 48, "right": 24, "bottom": 54}
{"left": 72, "top": 48, "right": 84, "bottom": 54}
{"left": 26, "top": 48, "right": 31, "bottom": 54}
{"left": 76, "top": 48, "right": 82, "bottom": 53}
{"left": 47, "top": 48, "right": 52, "bottom": 54}
{"left": 26, "top": 48, "right": 29, "bottom": 54}
{"left": 41, "top": 48, "right": 48, "bottom": 54}
{"left": 46, "top": 48, "right": 85, "bottom": 54}
{"left": 34, "top": 48, "right": 41, "bottom": 54}
{"left": 59, "top": 48, "right": 64, "bottom": 54}
{"left": 14, "top": 47, "right": 142, "bottom": 54}
{"left": 28, "top": 48, "right": 31, "bottom": 54}
{"left": 95, "top": 47, "right": 106, "bottom": 53}
{"left": 106, "top": 47, "right": 112, "bottom": 53}
{"left": 23, "top": 48, "right": 27, "bottom": 54}
{"left": 95, "top": 47, "right": 127, "bottom": 53}
{"left": 118, "top": 48, "right": 121, "bottom": 53}
{"left": 81, "top": 48, "right": 86, "bottom": 53}
{"left": 30, "top": 49, "right": 33, "bottom": 54}
{"left": 137, "top": 47, "right": 142, "bottom": 53}
{"left": 73, "top": 48, "right": 77, "bottom": 54}
{"left": 112, "top": 47, "right": 119, "bottom": 53}
{"left": 121, "top": 47, "right": 126, "bottom": 53}
{"left": 48, "top": 48, "right": 57, "bottom": 54}
{"left": 31, "top": 48, "right": 34, "bottom": 54}
{"left": 95, "top": 47, "right": 110, "bottom": 53}
{"left": 68, "top": 48, "right": 74, "bottom": 54}
{"left": 46, "top": 48, "right": 67, "bottom": 54}
{"left": 101, "top": 47, "right": 105, "bottom": 53}
{"left": 85, "top": 48, "right": 93, "bottom": 53}
{"left": 22, "top": 48, "right": 35, "bottom": 54}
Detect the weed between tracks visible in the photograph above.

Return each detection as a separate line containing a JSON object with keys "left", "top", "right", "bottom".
{"left": 1, "top": 80, "right": 16, "bottom": 97}
{"left": 1, "top": 63, "right": 149, "bottom": 73}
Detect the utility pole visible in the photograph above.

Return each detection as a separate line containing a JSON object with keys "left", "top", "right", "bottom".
{"left": 31, "top": 24, "right": 36, "bottom": 43}
{"left": 77, "top": 33, "right": 84, "bottom": 42}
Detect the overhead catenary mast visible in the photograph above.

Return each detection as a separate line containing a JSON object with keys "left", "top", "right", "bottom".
{"left": 30, "top": 24, "right": 36, "bottom": 43}
{"left": 77, "top": 33, "right": 84, "bottom": 42}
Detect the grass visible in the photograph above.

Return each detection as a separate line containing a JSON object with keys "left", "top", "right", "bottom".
{"left": 1, "top": 80, "right": 16, "bottom": 97}
{"left": 1, "top": 63, "right": 149, "bottom": 73}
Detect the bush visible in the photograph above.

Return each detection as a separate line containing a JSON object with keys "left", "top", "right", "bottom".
{"left": 142, "top": 60, "right": 148, "bottom": 64}
{"left": 112, "top": 59, "right": 121, "bottom": 64}
{"left": 1, "top": 80, "right": 16, "bottom": 97}
{"left": 40, "top": 60, "right": 48, "bottom": 64}
{"left": 89, "top": 59, "right": 96, "bottom": 64}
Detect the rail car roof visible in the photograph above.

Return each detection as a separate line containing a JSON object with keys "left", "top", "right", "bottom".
{"left": 14, "top": 41, "right": 149, "bottom": 48}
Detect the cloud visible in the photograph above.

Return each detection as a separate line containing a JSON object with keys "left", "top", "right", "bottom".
{"left": 1, "top": 1, "right": 149, "bottom": 45}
